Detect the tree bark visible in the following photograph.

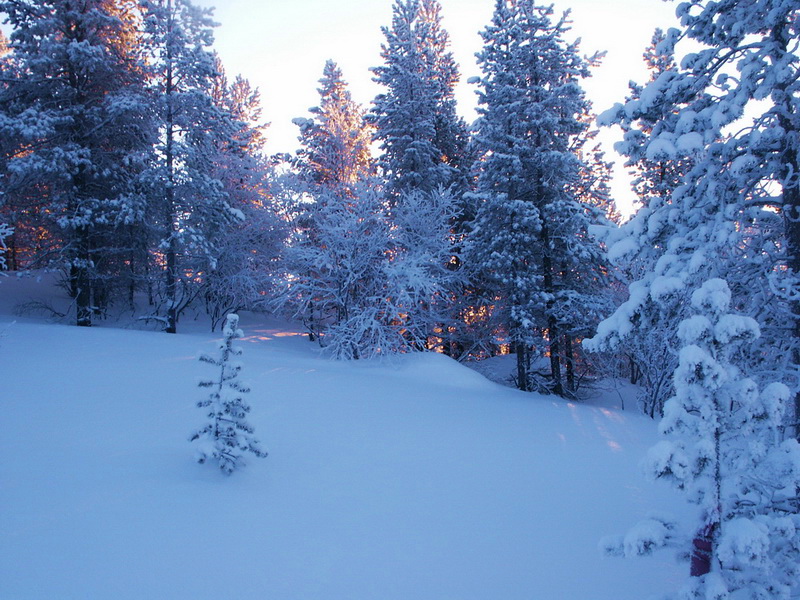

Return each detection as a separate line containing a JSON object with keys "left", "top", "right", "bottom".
{"left": 516, "top": 340, "right": 529, "bottom": 392}
{"left": 540, "top": 220, "right": 562, "bottom": 395}
{"left": 164, "top": 11, "right": 177, "bottom": 335}
{"left": 565, "top": 334, "right": 575, "bottom": 393}
{"left": 75, "top": 225, "right": 91, "bottom": 327}
{"left": 772, "top": 10, "right": 800, "bottom": 440}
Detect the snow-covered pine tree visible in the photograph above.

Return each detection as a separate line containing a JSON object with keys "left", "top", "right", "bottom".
{"left": 387, "top": 186, "right": 466, "bottom": 352}
{"left": 283, "top": 62, "right": 376, "bottom": 342}
{"left": 294, "top": 60, "right": 373, "bottom": 197}
{"left": 140, "top": 0, "right": 240, "bottom": 333}
{"left": 575, "top": 137, "right": 621, "bottom": 226}
{"left": 587, "top": 0, "right": 800, "bottom": 595}
{"left": 591, "top": 28, "right": 694, "bottom": 418}
{"left": 466, "top": 0, "right": 606, "bottom": 394}
{"left": 602, "top": 279, "right": 800, "bottom": 599}
{"left": 208, "top": 58, "right": 269, "bottom": 214}
{"left": 191, "top": 313, "right": 267, "bottom": 474}
{"left": 626, "top": 29, "right": 689, "bottom": 213}
{"left": 0, "top": 0, "right": 153, "bottom": 325}
{"left": 371, "top": 1, "right": 474, "bottom": 353}
{"left": 371, "top": 0, "right": 468, "bottom": 200}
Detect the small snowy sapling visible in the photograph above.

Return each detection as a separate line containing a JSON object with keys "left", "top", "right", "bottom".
{"left": 190, "top": 313, "right": 267, "bottom": 474}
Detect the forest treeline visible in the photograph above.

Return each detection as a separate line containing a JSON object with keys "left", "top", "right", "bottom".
{"left": 1, "top": 0, "right": 800, "bottom": 595}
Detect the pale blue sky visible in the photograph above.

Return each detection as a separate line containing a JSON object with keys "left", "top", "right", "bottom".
{"left": 198, "top": 0, "right": 682, "bottom": 214}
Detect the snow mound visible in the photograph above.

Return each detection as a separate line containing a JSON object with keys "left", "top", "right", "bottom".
{"left": 390, "top": 351, "right": 499, "bottom": 391}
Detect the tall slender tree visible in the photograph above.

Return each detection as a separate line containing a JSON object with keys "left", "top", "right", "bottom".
{"left": 371, "top": 0, "right": 468, "bottom": 200}
{"left": 203, "top": 59, "right": 279, "bottom": 330}
{"left": 286, "top": 61, "right": 375, "bottom": 340}
{"left": 140, "top": 0, "right": 239, "bottom": 333}
{"left": 466, "top": 0, "right": 606, "bottom": 394}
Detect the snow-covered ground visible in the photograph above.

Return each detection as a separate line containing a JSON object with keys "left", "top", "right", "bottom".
{"left": 0, "top": 275, "right": 692, "bottom": 599}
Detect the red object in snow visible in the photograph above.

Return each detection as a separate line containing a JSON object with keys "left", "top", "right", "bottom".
{"left": 690, "top": 522, "right": 716, "bottom": 577}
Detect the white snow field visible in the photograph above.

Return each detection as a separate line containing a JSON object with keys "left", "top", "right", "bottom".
{"left": 0, "top": 279, "right": 692, "bottom": 599}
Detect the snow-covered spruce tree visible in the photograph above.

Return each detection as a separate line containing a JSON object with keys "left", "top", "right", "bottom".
{"left": 140, "top": 0, "right": 240, "bottom": 333}
{"left": 371, "top": 0, "right": 474, "bottom": 353}
{"left": 294, "top": 60, "right": 374, "bottom": 197}
{"left": 589, "top": 0, "right": 800, "bottom": 433}
{"left": 0, "top": 0, "right": 153, "bottom": 326}
{"left": 202, "top": 59, "right": 281, "bottom": 331}
{"left": 586, "top": 1, "right": 800, "bottom": 595}
{"left": 371, "top": 0, "right": 469, "bottom": 200}
{"left": 285, "top": 63, "right": 375, "bottom": 341}
{"left": 602, "top": 279, "right": 800, "bottom": 599}
{"left": 465, "top": 0, "right": 607, "bottom": 394}
{"left": 190, "top": 313, "right": 267, "bottom": 474}
{"left": 625, "top": 29, "right": 690, "bottom": 215}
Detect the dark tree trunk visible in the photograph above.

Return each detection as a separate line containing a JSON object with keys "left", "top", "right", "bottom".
{"left": 564, "top": 334, "right": 575, "bottom": 393}
{"left": 516, "top": 340, "right": 529, "bottom": 392}
{"left": 7, "top": 232, "right": 17, "bottom": 271}
{"left": 128, "top": 249, "right": 136, "bottom": 311}
{"left": 540, "top": 220, "right": 562, "bottom": 395}
{"left": 165, "top": 230, "right": 177, "bottom": 334}
{"left": 164, "top": 30, "right": 177, "bottom": 335}
{"left": 772, "top": 12, "right": 800, "bottom": 439}
{"left": 548, "top": 316, "right": 562, "bottom": 395}
{"left": 629, "top": 355, "right": 639, "bottom": 385}
{"left": 75, "top": 225, "right": 91, "bottom": 328}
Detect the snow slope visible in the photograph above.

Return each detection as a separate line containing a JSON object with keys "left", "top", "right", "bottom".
{"left": 0, "top": 282, "right": 692, "bottom": 599}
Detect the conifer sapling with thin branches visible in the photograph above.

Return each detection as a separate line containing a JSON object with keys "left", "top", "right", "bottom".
{"left": 190, "top": 313, "right": 267, "bottom": 474}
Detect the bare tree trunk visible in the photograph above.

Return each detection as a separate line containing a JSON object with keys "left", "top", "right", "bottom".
{"left": 565, "top": 334, "right": 575, "bottom": 393}
{"left": 516, "top": 339, "right": 529, "bottom": 392}
{"left": 7, "top": 232, "right": 17, "bottom": 271}
{"left": 75, "top": 225, "right": 91, "bottom": 327}
{"left": 164, "top": 12, "right": 178, "bottom": 335}
{"left": 308, "top": 299, "right": 316, "bottom": 342}
{"left": 540, "top": 220, "right": 562, "bottom": 395}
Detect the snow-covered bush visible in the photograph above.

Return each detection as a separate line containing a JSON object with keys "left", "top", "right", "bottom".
{"left": 278, "top": 178, "right": 465, "bottom": 359}
{"left": 190, "top": 313, "right": 267, "bottom": 474}
{"left": 386, "top": 186, "right": 466, "bottom": 351}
